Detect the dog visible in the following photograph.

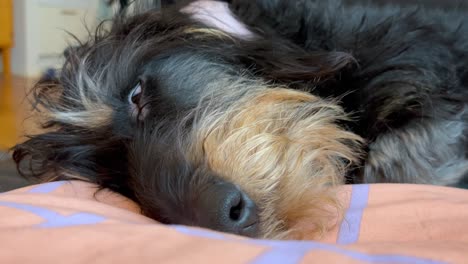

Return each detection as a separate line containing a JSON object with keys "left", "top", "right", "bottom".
{"left": 13, "top": 0, "right": 468, "bottom": 239}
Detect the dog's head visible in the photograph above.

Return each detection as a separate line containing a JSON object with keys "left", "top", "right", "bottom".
{"left": 14, "top": 1, "right": 362, "bottom": 239}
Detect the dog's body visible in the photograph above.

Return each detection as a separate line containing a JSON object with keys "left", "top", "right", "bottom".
{"left": 13, "top": 0, "right": 468, "bottom": 239}
{"left": 233, "top": 0, "right": 468, "bottom": 184}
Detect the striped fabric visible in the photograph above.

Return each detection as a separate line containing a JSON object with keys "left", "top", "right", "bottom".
{"left": 1, "top": 181, "right": 467, "bottom": 263}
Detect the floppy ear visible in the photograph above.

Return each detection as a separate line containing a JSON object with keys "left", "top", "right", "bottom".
{"left": 248, "top": 48, "right": 356, "bottom": 82}
{"left": 12, "top": 125, "right": 129, "bottom": 190}
{"left": 12, "top": 75, "right": 131, "bottom": 195}
{"left": 232, "top": 37, "right": 357, "bottom": 85}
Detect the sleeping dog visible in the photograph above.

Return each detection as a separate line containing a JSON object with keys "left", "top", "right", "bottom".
{"left": 13, "top": 0, "right": 468, "bottom": 239}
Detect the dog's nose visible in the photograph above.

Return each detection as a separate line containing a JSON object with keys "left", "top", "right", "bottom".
{"left": 197, "top": 182, "right": 259, "bottom": 237}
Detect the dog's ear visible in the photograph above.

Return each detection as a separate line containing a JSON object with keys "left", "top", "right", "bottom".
{"left": 12, "top": 127, "right": 129, "bottom": 188}
{"left": 248, "top": 49, "right": 356, "bottom": 83}
{"left": 232, "top": 39, "right": 357, "bottom": 84}
{"left": 12, "top": 72, "right": 130, "bottom": 193}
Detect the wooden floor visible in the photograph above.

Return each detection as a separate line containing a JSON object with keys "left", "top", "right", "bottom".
{"left": 0, "top": 75, "right": 41, "bottom": 151}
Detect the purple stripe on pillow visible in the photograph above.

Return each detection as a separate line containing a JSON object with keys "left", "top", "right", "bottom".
{"left": 250, "top": 240, "right": 444, "bottom": 264}
{"left": 169, "top": 225, "right": 443, "bottom": 264}
{"left": 38, "top": 212, "right": 105, "bottom": 228}
{"left": 172, "top": 225, "right": 226, "bottom": 240}
{"left": 337, "top": 184, "right": 370, "bottom": 244}
{"left": 251, "top": 245, "right": 308, "bottom": 264}
{"left": 0, "top": 201, "right": 106, "bottom": 227}
{"left": 28, "top": 181, "right": 67, "bottom": 194}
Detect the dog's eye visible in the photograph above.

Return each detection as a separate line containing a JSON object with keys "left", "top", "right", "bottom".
{"left": 129, "top": 82, "right": 142, "bottom": 106}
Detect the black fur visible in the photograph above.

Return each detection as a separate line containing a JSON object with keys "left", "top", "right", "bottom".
{"left": 230, "top": 0, "right": 468, "bottom": 184}
{"left": 12, "top": 0, "right": 468, "bottom": 237}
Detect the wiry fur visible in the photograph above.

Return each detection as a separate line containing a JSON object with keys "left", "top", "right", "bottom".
{"left": 13, "top": 0, "right": 468, "bottom": 239}
{"left": 190, "top": 85, "right": 360, "bottom": 237}
{"left": 128, "top": 80, "right": 362, "bottom": 238}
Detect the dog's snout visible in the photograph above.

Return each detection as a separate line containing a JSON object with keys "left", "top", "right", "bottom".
{"left": 197, "top": 182, "right": 259, "bottom": 237}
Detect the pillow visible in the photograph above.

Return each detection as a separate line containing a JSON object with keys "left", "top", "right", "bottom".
{"left": 1, "top": 181, "right": 467, "bottom": 263}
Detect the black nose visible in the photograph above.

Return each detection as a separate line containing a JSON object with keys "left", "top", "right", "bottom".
{"left": 196, "top": 182, "right": 259, "bottom": 237}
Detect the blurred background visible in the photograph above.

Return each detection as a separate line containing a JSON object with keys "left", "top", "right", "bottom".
{"left": 0, "top": 0, "right": 121, "bottom": 191}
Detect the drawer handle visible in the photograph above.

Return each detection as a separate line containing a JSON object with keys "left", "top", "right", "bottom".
{"left": 61, "top": 10, "right": 78, "bottom": 16}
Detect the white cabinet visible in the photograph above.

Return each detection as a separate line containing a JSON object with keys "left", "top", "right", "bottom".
{"left": 11, "top": 0, "right": 103, "bottom": 77}
{"left": 38, "top": 6, "right": 96, "bottom": 60}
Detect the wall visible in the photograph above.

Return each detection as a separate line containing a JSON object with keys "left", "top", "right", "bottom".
{"left": 10, "top": 0, "right": 105, "bottom": 77}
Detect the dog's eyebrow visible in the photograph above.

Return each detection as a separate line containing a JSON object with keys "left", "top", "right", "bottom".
{"left": 181, "top": 0, "right": 254, "bottom": 39}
